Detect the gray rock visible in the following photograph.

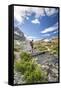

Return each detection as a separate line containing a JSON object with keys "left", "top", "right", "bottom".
{"left": 14, "top": 27, "right": 25, "bottom": 41}
{"left": 14, "top": 71, "right": 26, "bottom": 84}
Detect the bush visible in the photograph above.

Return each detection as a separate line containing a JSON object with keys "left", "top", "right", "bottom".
{"left": 20, "top": 52, "right": 32, "bottom": 61}
{"left": 15, "top": 60, "right": 25, "bottom": 73}
{"left": 24, "top": 65, "right": 48, "bottom": 83}
{"left": 15, "top": 52, "right": 48, "bottom": 83}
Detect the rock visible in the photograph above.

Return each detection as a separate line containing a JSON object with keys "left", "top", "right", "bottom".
{"left": 41, "top": 63, "right": 58, "bottom": 82}
{"left": 14, "top": 27, "right": 26, "bottom": 41}
{"left": 14, "top": 71, "right": 26, "bottom": 84}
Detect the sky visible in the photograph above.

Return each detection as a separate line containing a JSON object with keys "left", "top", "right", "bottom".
{"left": 14, "top": 6, "right": 59, "bottom": 41}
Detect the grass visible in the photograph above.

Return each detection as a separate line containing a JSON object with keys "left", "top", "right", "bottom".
{"left": 34, "top": 41, "right": 58, "bottom": 55}
{"left": 14, "top": 52, "right": 48, "bottom": 83}
{"left": 34, "top": 44, "right": 47, "bottom": 51}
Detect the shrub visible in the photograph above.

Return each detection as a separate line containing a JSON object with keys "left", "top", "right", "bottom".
{"left": 15, "top": 60, "right": 25, "bottom": 73}
{"left": 24, "top": 65, "right": 48, "bottom": 83}
{"left": 20, "top": 52, "right": 32, "bottom": 61}
{"left": 15, "top": 52, "right": 48, "bottom": 83}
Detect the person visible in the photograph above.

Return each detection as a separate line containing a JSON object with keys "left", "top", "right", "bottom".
{"left": 30, "top": 40, "right": 33, "bottom": 53}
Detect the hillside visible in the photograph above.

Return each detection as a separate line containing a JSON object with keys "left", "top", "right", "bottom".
{"left": 34, "top": 37, "right": 58, "bottom": 55}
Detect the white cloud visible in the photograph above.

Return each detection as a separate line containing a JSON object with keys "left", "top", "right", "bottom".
{"left": 53, "top": 30, "right": 58, "bottom": 34}
{"left": 14, "top": 6, "right": 58, "bottom": 25}
{"left": 26, "top": 17, "right": 29, "bottom": 20}
{"left": 42, "top": 33, "right": 50, "bottom": 36}
{"left": 14, "top": 6, "right": 30, "bottom": 23}
{"left": 31, "top": 19, "right": 40, "bottom": 24}
{"left": 32, "top": 8, "right": 45, "bottom": 18}
{"left": 43, "top": 39, "right": 50, "bottom": 42}
{"left": 31, "top": 8, "right": 57, "bottom": 18}
{"left": 40, "top": 22, "right": 58, "bottom": 33}
{"left": 45, "top": 8, "right": 58, "bottom": 16}
{"left": 24, "top": 34, "right": 38, "bottom": 40}
{"left": 27, "top": 36, "right": 37, "bottom": 40}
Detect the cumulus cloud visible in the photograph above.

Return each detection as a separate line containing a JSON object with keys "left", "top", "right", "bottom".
{"left": 43, "top": 39, "right": 50, "bottom": 42}
{"left": 14, "top": 6, "right": 30, "bottom": 23}
{"left": 24, "top": 34, "right": 37, "bottom": 40}
{"left": 14, "top": 6, "right": 58, "bottom": 25}
{"left": 27, "top": 36, "right": 37, "bottom": 40}
{"left": 40, "top": 22, "right": 58, "bottom": 34}
{"left": 26, "top": 17, "right": 29, "bottom": 20}
{"left": 32, "top": 7, "right": 45, "bottom": 18}
{"left": 31, "top": 19, "right": 40, "bottom": 24}
{"left": 45, "top": 8, "right": 58, "bottom": 16}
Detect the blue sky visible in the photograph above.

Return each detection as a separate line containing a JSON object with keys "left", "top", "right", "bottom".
{"left": 14, "top": 6, "right": 58, "bottom": 41}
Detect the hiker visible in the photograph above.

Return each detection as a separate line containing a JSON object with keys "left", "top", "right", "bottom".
{"left": 30, "top": 40, "right": 33, "bottom": 53}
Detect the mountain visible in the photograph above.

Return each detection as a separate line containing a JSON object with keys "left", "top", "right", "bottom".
{"left": 14, "top": 27, "right": 26, "bottom": 41}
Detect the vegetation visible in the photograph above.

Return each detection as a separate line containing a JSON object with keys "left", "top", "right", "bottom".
{"left": 14, "top": 41, "right": 25, "bottom": 52}
{"left": 15, "top": 52, "right": 48, "bottom": 83}
{"left": 14, "top": 37, "right": 58, "bottom": 83}
{"left": 34, "top": 39, "right": 58, "bottom": 55}
{"left": 50, "top": 42, "right": 58, "bottom": 55}
{"left": 34, "top": 44, "right": 47, "bottom": 51}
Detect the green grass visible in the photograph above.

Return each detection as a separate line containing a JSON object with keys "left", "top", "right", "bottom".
{"left": 50, "top": 44, "right": 58, "bottom": 54}
{"left": 34, "top": 44, "right": 47, "bottom": 51}
{"left": 15, "top": 52, "right": 48, "bottom": 83}
{"left": 34, "top": 41, "right": 58, "bottom": 55}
